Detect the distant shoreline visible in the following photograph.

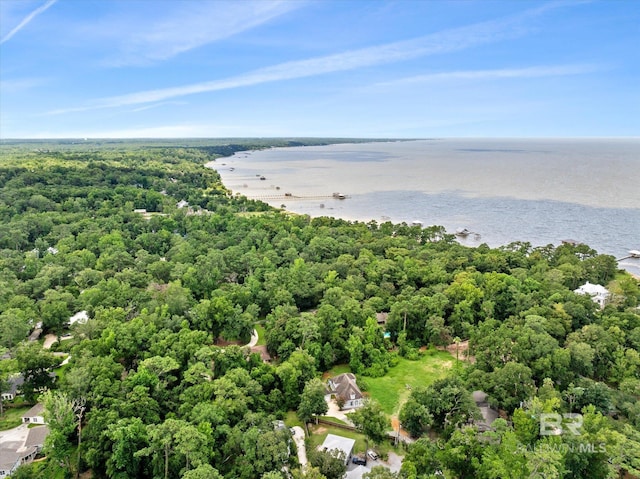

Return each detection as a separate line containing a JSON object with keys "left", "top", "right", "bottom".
{"left": 207, "top": 140, "right": 640, "bottom": 278}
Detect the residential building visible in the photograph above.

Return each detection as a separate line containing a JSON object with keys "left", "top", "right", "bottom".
{"left": 319, "top": 434, "right": 356, "bottom": 465}
{"left": 574, "top": 282, "right": 611, "bottom": 309}
{"left": 327, "top": 373, "right": 364, "bottom": 410}
{"left": 21, "top": 403, "right": 45, "bottom": 425}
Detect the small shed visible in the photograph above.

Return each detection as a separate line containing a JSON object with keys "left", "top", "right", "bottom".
{"left": 21, "top": 403, "right": 45, "bottom": 425}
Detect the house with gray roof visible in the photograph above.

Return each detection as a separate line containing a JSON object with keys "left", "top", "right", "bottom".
{"left": 327, "top": 373, "right": 364, "bottom": 410}
{"left": 0, "top": 448, "right": 22, "bottom": 477}
{"left": 1, "top": 375, "right": 23, "bottom": 401}
{"left": 319, "top": 433, "right": 355, "bottom": 465}
{"left": 471, "top": 390, "right": 500, "bottom": 432}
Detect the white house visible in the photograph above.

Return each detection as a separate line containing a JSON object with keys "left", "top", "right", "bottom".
{"left": 319, "top": 434, "right": 356, "bottom": 465}
{"left": 327, "top": 373, "right": 364, "bottom": 409}
{"left": 68, "top": 310, "right": 89, "bottom": 326}
{"left": 1, "top": 375, "right": 23, "bottom": 401}
{"left": 22, "top": 403, "right": 45, "bottom": 425}
{"left": 574, "top": 282, "right": 611, "bottom": 309}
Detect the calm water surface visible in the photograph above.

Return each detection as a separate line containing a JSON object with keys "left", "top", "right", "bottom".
{"left": 212, "top": 139, "right": 640, "bottom": 276}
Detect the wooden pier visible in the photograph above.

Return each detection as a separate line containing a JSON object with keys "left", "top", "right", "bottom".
{"left": 617, "top": 250, "right": 640, "bottom": 261}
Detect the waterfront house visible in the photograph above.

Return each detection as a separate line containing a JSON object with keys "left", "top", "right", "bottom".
{"left": 574, "top": 282, "right": 611, "bottom": 309}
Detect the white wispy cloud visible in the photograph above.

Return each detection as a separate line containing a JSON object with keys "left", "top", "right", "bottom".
{"left": 376, "top": 64, "right": 601, "bottom": 86}
{"left": 0, "top": 77, "right": 48, "bottom": 93}
{"left": 98, "top": 0, "right": 303, "bottom": 66}
{"left": 47, "top": 2, "right": 579, "bottom": 115}
{"left": 130, "top": 101, "right": 187, "bottom": 113}
{"left": 0, "top": 0, "right": 57, "bottom": 45}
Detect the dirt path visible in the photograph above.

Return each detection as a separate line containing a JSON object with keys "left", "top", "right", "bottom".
{"left": 42, "top": 334, "right": 57, "bottom": 349}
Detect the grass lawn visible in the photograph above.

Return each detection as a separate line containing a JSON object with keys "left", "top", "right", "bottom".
{"left": 254, "top": 324, "right": 267, "bottom": 347}
{"left": 361, "top": 349, "right": 456, "bottom": 415}
{"left": 322, "top": 363, "right": 351, "bottom": 380}
{"left": 0, "top": 405, "right": 31, "bottom": 430}
{"left": 283, "top": 410, "right": 304, "bottom": 428}
{"left": 318, "top": 415, "right": 347, "bottom": 425}
{"left": 55, "top": 361, "right": 71, "bottom": 382}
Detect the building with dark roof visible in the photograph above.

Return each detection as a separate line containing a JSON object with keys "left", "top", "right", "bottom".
{"left": 327, "top": 373, "right": 364, "bottom": 409}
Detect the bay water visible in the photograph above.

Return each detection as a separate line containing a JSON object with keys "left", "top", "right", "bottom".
{"left": 213, "top": 139, "right": 640, "bottom": 276}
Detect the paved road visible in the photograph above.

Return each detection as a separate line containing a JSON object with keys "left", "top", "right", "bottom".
{"left": 291, "top": 426, "right": 307, "bottom": 467}
{"left": 0, "top": 423, "right": 29, "bottom": 446}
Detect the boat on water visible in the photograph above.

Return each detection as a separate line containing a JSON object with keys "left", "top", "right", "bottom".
{"left": 629, "top": 250, "right": 640, "bottom": 258}
{"left": 455, "top": 228, "right": 471, "bottom": 236}
{"left": 259, "top": 176, "right": 266, "bottom": 180}
{"left": 411, "top": 220, "right": 423, "bottom": 227}
{"left": 332, "top": 192, "right": 347, "bottom": 200}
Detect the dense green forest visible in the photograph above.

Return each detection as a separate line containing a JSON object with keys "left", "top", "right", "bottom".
{"left": 0, "top": 141, "right": 639, "bottom": 479}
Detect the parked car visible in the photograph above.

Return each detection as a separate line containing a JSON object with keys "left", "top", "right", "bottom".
{"left": 367, "top": 449, "right": 379, "bottom": 460}
{"left": 352, "top": 455, "right": 367, "bottom": 465}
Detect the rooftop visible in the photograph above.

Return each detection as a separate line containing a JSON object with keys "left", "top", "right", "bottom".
{"left": 24, "top": 426, "right": 50, "bottom": 448}
{"left": 319, "top": 433, "right": 355, "bottom": 463}
{"left": 22, "top": 403, "right": 45, "bottom": 418}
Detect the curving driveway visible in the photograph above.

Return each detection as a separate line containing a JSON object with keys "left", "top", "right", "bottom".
{"left": 291, "top": 426, "right": 307, "bottom": 468}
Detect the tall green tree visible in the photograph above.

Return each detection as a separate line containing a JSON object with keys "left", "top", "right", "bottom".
{"left": 350, "top": 399, "right": 389, "bottom": 445}
{"left": 297, "top": 378, "right": 328, "bottom": 431}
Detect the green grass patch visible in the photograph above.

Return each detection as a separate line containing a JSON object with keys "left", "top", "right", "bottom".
{"left": 318, "top": 415, "right": 347, "bottom": 425}
{"left": 284, "top": 410, "right": 304, "bottom": 429}
{"left": 255, "top": 324, "right": 267, "bottom": 347}
{"left": 322, "top": 364, "right": 351, "bottom": 380}
{"left": 361, "top": 349, "right": 456, "bottom": 415}
{"left": 0, "top": 405, "right": 30, "bottom": 430}
{"left": 236, "top": 211, "right": 270, "bottom": 217}
{"left": 54, "top": 361, "right": 71, "bottom": 382}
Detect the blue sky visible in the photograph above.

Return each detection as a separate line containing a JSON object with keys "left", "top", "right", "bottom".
{"left": 0, "top": 0, "right": 638, "bottom": 138}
